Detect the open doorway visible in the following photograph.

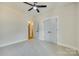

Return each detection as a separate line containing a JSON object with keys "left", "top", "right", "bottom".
{"left": 28, "top": 20, "right": 34, "bottom": 40}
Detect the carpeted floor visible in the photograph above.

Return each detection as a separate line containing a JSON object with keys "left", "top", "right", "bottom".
{"left": 0, "top": 40, "right": 78, "bottom": 56}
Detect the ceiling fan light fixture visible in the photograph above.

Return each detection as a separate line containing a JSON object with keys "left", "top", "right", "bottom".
{"left": 33, "top": 6, "right": 37, "bottom": 10}
{"left": 24, "top": 2, "right": 47, "bottom": 13}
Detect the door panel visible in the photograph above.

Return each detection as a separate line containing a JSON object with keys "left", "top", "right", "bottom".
{"left": 44, "top": 17, "right": 57, "bottom": 43}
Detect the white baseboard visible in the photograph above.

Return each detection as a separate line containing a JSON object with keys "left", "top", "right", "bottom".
{"left": 57, "top": 42, "right": 79, "bottom": 51}
{"left": 0, "top": 39, "right": 26, "bottom": 48}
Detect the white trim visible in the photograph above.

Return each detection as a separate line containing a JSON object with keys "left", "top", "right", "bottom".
{"left": 43, "top": 16, "right": 57, "bottom": 21}
{"left": 57, "top": 42, "right": 79, "bottom": 51}
{"left": 56, "top": 16, "right": 60, "bottom": 44}
{"left": 0, "top": 39, "right": 26, "bottom": 48}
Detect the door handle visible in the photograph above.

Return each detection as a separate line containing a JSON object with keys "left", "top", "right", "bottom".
{"left": 48, "top": 31, "right": 52, "bottom": 33}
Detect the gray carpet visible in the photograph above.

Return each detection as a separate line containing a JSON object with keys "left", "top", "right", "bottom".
{"left": 0, "top": 40, "right": 57, "bottom": 56}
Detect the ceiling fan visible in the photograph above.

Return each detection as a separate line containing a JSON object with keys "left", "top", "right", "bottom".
{"left": 24, "top": 2, "right": 47, "bottom": 13}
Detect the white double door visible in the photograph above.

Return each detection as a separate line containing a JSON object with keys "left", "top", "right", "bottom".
{"left": 44, "top": 17, "right": 58, "bottom": 43}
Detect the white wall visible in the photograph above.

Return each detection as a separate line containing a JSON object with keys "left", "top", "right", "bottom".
{"left": 0, "top": 3, "right": 40, "bottom": 46}
{"left": 76, "top": 3, "right": 79, "bottom": 49}
{"left": 38, "top": 3, "right": 78, "bottom": 50}
{"left": 0, "top": 4, "right": 27, "bottom": 46}
{"left": 51, "top": 3, "right": 78, "bottom": 49}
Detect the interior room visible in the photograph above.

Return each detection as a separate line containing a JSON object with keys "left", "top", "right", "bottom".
{"left": 0, "top": 2, "right": 79, "bottom": 56}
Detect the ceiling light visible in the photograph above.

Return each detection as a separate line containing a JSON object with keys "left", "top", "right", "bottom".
{"left": 33, "top": 6, "right": 37, "bottom": 10}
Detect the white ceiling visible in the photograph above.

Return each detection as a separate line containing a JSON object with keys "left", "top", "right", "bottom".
{"left": 0, "top": 2, "right": 73, "bottom": 17}
{"left": 0, "top": 2, "right": 73, "bottom": 12}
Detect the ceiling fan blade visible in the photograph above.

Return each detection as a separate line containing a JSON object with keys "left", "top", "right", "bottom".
{"left": 37, "top": 5, "right": 47, "bottom": 8}
{"left": 28, "top": 7, "right": 33, "bottom": 11}
{"left": 36, "top": 9, "right": 40, "bottom": 13}
{"left": 24, "top": 2, "right": 33, "bottom": 6}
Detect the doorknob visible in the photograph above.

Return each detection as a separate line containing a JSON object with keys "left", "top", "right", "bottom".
{"left": 48, "top": 31, "right": 52, "bottom": 33}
